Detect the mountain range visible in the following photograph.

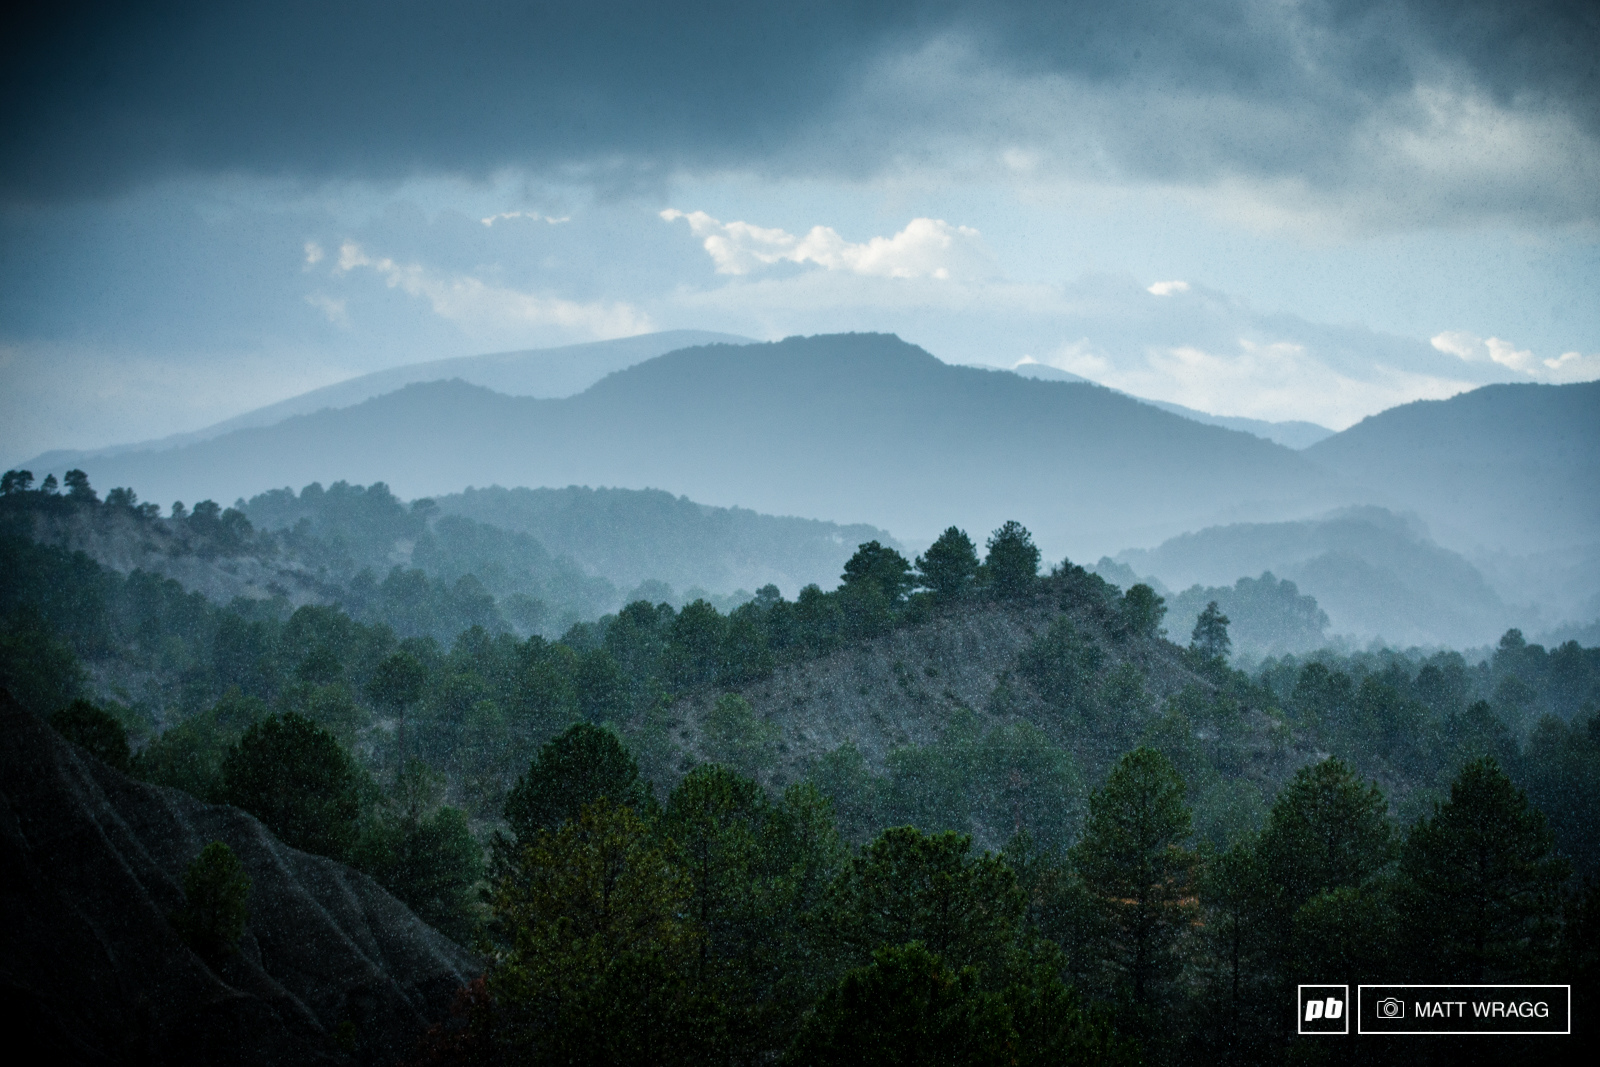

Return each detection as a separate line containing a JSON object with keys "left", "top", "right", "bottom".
{"left": 1303, "top": 381, "right": 1600, "bottom": 556}
{"left": 11, "top": 331, "right": 1598, "bottom": 644}
{"left": 25, "top": 329, "right": 752, "bottom": 469}
{"left": 21, "top": 333, "right": 1355, "bottom": 563}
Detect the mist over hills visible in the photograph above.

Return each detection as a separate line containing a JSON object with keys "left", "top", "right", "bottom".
{"left": 236, "top": 479, "right": 896, "bottom": 606}
{"left": 433, "top": 485, "right": 896, "bottom": 598}
{"left": 1303, "top": 381, "right": 1600, "bottom": 555}
{"left": 14, "top": 332, "right": 1597, "bottom": 644}
{"left": 1112, "top": 507, "right": 1516, "bottom": 648}
{"left": 28, "top": 333, "right": 1351, "bottom": 563}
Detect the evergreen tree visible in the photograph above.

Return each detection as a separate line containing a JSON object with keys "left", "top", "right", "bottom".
{"left": 63, "top": 469, "right": 96, "bottom": 502}
{"left": 716, "top": 611, "right": 774, "bottom": 687}
{"left": 663, "top": 599, "right": 727, "bottom": 689}
{"left": 1017, "top": 616, "right": 1104, "bottom": 712}
{"left": 1069, "top": 747, "right": 1196, "bottom": 1007}
{"left": 916, "top": 527, "right": 980, "bottom": 602}
{"left": 1190, "top": 601, "right": 1231, "bottom": 661}
{"left": 0, "top": 469, "right": 34, "bottom": 494}
{"left": 487, "top": 799, "right": 709, "bottom": 1065}
{"left": 366, "top": 650, "right": 428, "bottom": 774}
{"left": 1399, "top": 757, "right": 1568, "bottom": 981}
{"left": 842, "top": 540, "right": 915, "bottom": 604}
{"left": 829, "top": 826, "right": 1024, "bottom": 977}
{"left": 1118, "top": 584, "right": 1167, "bottom": 640}
{"left": 504, "top": 722, "right": 648, "bottom": 846}
{"left": 702, "top": 693, "right": 779, "bottom": 777}
{"left": 982, "top": 521, "right": 1040, "bottom": 598}
{"left": 219, "top": 712, "right": 367, "bottom": 860}
{"left": 1255, "top": 757, "right": 1394, "bottom": 918}
{"left": 1196, "top": 837, "right": 1272, "bottom": 1053}
{"left": 656, "top": 763, "right": 775, "bottom": 1049}
{"left": 782, "top": 943, "right": 1013, "bottom": 1067}
{"left": 354, "top": 760, "right": 484, "bottom": 943}
{"left": 573, "top": 647, "right": 628, "bottom": 722}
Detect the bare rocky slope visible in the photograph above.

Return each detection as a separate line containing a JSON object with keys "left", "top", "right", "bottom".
{"left": 0, "top": 693, "right": 478, "bottom": 1066}
{"left": 676, "top": 599, "right": 1198, "bottom": 769}
{"left": 666, "top": 586, "right": 1308, "bottom": 838}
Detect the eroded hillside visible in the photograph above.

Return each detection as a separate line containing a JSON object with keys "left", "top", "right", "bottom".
{"left": 0, "top": 693, "right": 477, "bottom": 1065}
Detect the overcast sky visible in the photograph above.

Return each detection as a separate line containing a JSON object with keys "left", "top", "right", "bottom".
{"left": 2, "top": 0, "right": 1597, "bottom": 464}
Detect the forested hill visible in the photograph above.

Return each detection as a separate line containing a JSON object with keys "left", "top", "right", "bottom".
{"left": 1304, "top": 380, "right": 1600, "bottom": 555}
{"left": 7, "top": 485, "right": 1600, "bottom": 1063}
{"left": 26, "top": 333, "right": 1351, "bottom": 560}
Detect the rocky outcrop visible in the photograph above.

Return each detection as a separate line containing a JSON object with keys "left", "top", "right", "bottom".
{"left": 0, "top": 692, "right": 479, "bottom": 1065}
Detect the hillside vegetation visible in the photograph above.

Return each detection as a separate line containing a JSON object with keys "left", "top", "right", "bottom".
{"left": 5, "top": 469, "right": 1600, "bottom": 1064}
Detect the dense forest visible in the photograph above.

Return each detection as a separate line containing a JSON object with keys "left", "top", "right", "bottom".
{"left": 3, "top": 470, "right": 1598, "bottom": 1064}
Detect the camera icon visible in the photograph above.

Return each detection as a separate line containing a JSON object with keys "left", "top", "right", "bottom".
{"left": 1376, "top": 997, "right": 1405, "bottom": 1019}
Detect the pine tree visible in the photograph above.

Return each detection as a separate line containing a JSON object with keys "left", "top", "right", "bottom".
{"left": 1400, "top": 757, "right": 1568, "bottom": 981}
{"left": 1256, "top": 757, "right": 1394, "bottom": 917}
{"left": 916, "top": 527, "right": 980, "bottom": 602}
{"left": 219, "top": 712, "right": 366, "bottom": 860}
{"left": 1069, "top": 747, "right": 1196, "bottom": 1007}
{"left": 842, "top": 540, "right": 916, "bottom": 604}
{"left": 1189, "top": 601, "right": 1231, "bottom": 660}
{"left": 504, "top": 722, "right": 648, "bottom": 846}
{"left": 982, "top": 521, "right": 1041, "bottom": 599}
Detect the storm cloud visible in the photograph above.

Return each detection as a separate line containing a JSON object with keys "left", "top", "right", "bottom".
{"left": 5, "top": 1, "right": 1597, "bottom": 221}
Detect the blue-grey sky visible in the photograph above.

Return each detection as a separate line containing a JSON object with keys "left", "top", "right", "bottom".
{"left": 3, "top": 0, "right": 1597, "bottom": 464}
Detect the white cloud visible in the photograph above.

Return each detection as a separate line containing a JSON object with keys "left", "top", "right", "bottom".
{"left": 661, "top": 209, "right": 988, "bottom": 280}
{"left": 480, "top": 211, "right": 571, "bottom": 227}
{"left": 303, "top": 241, "right": 324, "bottom": 266}
{"left": 334, "top": 242, "right": 651, "bottom": 339}
{"left": 1147, "top": 280, "right": 1189, "bottom": 296}
{"left": 305, "top": 293, "right": 349, "bottom": 328}
{"left": 1431, "top": 329, "right": 1600, "bottom": 382}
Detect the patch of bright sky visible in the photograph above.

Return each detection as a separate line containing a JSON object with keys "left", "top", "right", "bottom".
{"left": 663, "top": 171, "right": 1600, "bottom": 360}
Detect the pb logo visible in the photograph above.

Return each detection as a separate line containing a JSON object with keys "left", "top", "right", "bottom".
{"left": 1299, "top": 985, "right": 1350, "bottom": 1035}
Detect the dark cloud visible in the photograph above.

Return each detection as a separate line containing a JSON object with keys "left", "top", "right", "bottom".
{"left": 2, "top": 1, "right": 1596, "bottom": 202}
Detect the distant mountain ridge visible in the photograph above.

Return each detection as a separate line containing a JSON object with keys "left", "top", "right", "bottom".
{"left": 1303, "top": 381, "right": 1600, "bottom": 555}
{"left": 1005, "top": 361, "right": 1335, "bottom": 448}
{"left": 32, "top": 333, "right": 1354, "bottom": 562}
{"left": 25, "top": 329, "right": 752, "bottom": 471}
